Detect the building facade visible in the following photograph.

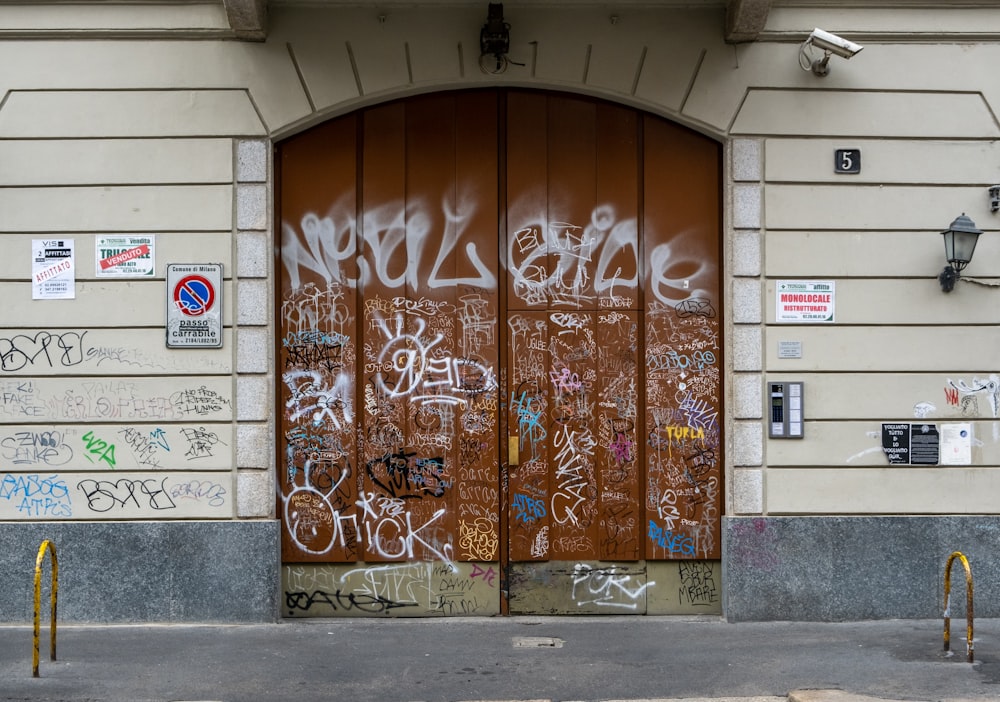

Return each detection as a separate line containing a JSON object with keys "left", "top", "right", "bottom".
{"left": 1, "top": 0, "right": 999, "bottom": 623}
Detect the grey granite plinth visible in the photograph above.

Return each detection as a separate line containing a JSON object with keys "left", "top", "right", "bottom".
{"left": 0, "top": 520, "right": 279, "bottom": 623}
{"left": 724, "top": 516, "right": 1000, "bottom": 621}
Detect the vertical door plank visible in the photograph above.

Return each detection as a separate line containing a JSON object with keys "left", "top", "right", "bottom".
{"left": 277, "top": 116, "right": 361, "bottom": 563}
{"left": 506, "top": 92, "right": 551, "bottom": 561}
{"left": 545, "top": 96, "right": 600, "bottom": 558}
{"left": 506, "top": 91, "right": 549, "bottom": 311}
{"left": 452, "top": 92, "right": 502, "bottom": 562}
{"left": 642, "top": 116, "right": 722, "bottom": 560}
{"left": 594, "top": 103, "right": 641, "bottom": 560}
{"left": 401, "top": 94, "right": 460, "bottom": 563}
{"left": 360, "top": 101, "right": 410, "bottom": 562}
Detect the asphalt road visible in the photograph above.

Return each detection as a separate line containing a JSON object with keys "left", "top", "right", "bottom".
{"left": 2, "top": 616, "right": 998, "bottom": 702}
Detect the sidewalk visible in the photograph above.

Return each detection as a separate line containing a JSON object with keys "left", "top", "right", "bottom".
{"left": 1, "top": 616, "right": 996, "bottom": 702}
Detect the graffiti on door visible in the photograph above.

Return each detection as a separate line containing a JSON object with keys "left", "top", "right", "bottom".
{"left": 277, "top": 91, "right": 722, "bottom": 615}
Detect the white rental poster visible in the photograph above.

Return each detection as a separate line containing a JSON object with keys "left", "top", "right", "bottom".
{"left": 776, "top": 280, "right": 835, "bottom": 323}
{"left": 32, "top": 239, "right": 75, "bottom": 300}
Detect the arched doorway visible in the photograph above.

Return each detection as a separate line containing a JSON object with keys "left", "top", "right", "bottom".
{"left": 277, "top": 90, "right": 722, "bottom": 616}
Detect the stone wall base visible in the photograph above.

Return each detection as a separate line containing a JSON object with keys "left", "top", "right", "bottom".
{"left": 0, "top": 520, "right": 279, "bottom": 623}
{"left": 724, "top": 516, "right": 1000, "bottom": 621}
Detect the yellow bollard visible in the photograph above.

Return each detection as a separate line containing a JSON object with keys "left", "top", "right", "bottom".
{"left": 943, "top": 550, "right": 974, "bottom": 663}
{"left": 32, "top": 540, "right": 58, "bottom": 678}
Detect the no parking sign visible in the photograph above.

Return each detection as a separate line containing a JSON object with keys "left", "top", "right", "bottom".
{"left": 166, "top": 264, "right": 223, "bottom": 348}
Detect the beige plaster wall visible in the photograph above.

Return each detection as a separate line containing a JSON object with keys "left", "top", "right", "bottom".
{"left": 1, "top": 2, "right": 998, "bottom": 522}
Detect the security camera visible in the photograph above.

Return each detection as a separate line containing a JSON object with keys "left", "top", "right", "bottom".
{"left": 808, "top": 28, "right": 863, "bottom": 58}
{"left": 799, "top": 28, "right": 864, "bottom": 76}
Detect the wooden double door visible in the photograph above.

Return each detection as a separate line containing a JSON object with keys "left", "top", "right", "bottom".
{"left": 277, "top": 90, "right": 722, "bottom": 615}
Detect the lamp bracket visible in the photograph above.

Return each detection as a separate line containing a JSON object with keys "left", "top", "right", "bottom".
{"left": 939, "top": 265, "right": 960, "bottom": 293}
{"left": 480, "top": 3, "right": 511, "bottom": 73}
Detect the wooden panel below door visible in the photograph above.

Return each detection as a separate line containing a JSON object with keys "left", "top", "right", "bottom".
{"left": 642, "top": 115, "right": 722, "bottom": 560}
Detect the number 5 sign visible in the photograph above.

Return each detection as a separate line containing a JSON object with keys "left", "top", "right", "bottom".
{"left": 834, "top": 148, "right": 861, "bottom": 174}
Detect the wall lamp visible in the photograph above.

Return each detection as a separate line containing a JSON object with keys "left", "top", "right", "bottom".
{"left": 798, "top": 28, "right": 863, "bottom": 77}
{"left": 479, "top": 3, "right": 511, "bottom": 74}
{"left": 939, "top": 213, "right": 983, "bottom": 292}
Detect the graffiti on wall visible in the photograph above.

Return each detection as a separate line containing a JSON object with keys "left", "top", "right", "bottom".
{"left": 0, "top": 329, "right": 230, "bottom": 375}
{"left": 0, "top": 423, "right": 229, "bottom": 471}
{"left": 0, "top": 470, "right": 230, "bottom": 519}
{"left": 0, "top": 335, "right": 235, "bottom": 521}
{"left": 283, "top": 561, "right": 499, "bottom": 616}
{"left": 677, "top": 560, "right": 719, "bottom": 607}
{"left": 570, "top": 563, "right": 652, "bottom": 610}
{"left": 0, "top": 377, "right": 232, "bottom": 423}
{"left": 507, "top": 560, "right": 721, "bottom": 614}
{"left": 945, "top": 374, "right": 999, "bottom": 441}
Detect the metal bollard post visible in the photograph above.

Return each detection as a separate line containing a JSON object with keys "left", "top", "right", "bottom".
{"left": 32, "top": 540, "right": 58, "bottom": 678}
{"left": 943, "top": 550, "right": 974, "bottom": 663}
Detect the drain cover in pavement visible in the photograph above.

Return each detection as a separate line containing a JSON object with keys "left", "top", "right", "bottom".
{"left": 513, "top": 636, "right": 564, "bottom": 648}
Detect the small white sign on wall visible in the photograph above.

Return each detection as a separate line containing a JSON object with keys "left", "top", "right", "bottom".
{"left": 940, "top": 423, "right": 972, "bottom": 466}
{"left": 32, "top": 239, "right": 75, "bottom": 300}
{"left": 776, "top": 280, "right": 835, "bottom": 323}
{"left": 96, "top": 235, "right": 155, "bottom": 277}
{"left": 777, "top": 340, "right": 803, "bottom": 359}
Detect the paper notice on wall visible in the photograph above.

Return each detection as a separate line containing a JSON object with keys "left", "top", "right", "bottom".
{"left": 909, "top": 423, "right": 940, "bottom": 465}
{"left": 95, "top": 235, "right": 155, "bottom": 277}
{"left": 32, "top": 239, "right": 75, "bottom": 300}
{"left": 940, "top": 423, "right": 972, "bottom": 466}
{"left": 881, "top": 423, "right": 910, "bottom": 464}
{"left": 881, "top": 422, "right": 940, "bottom": 465}
{"left": 776, "top": 280, "right": 835, "bottom": 323}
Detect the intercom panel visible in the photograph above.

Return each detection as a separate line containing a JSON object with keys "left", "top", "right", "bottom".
{"left": 768, "top": 381, "right": 803, "bottom": 439}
